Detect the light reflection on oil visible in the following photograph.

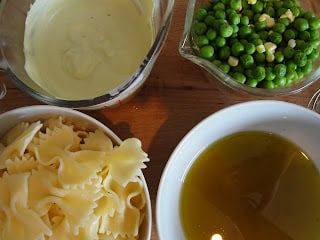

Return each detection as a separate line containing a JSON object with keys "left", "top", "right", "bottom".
{"left": 211, "top": 233, "right": 223, "bottom": 240}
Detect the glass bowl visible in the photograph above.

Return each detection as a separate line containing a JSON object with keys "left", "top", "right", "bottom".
{"left": 0, "top": 0, "right": 174, "bottom": 110}
{"left": 179, "top": 0, "right": 320, "bottom": 96}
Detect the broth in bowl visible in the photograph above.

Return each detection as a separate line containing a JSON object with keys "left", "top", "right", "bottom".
{"left": 180, "top": 131, "right": 320, "bottom": 240}
{"left": 156, "top": 100, "right": 320, "bottom": 240}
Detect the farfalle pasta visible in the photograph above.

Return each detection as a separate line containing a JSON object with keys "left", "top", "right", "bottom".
{"left": 0, "top": 116, "right": 149, "bottom": 240}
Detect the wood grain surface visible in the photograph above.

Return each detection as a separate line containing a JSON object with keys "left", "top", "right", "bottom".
{"left": 1, "top": 1, "right": 320, "bottom": 239}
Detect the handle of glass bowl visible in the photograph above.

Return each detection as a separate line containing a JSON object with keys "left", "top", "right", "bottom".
{"left": 0, "top": 0, "right": 7, "bottom": 99}
{"left": 0, "top": 51, "right": 7, "bottom": 100}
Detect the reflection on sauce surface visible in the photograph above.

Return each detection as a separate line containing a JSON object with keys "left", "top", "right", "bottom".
{"left": 24, "top": 0, "right": 154, "bottom": 100}
{"left": 180, "top": 131, "right": 320, "bottom": 240}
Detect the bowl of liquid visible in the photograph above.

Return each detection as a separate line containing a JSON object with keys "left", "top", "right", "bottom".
{"left": 156, "top": 100, "right": 320, "bottom": 240}
{"left": 0, "top": 0, "right": 174, "bottom": 109}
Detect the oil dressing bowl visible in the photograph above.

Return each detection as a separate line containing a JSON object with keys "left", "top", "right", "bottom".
{"left": 156, "top": 100, "right": 320, "bottom": 239}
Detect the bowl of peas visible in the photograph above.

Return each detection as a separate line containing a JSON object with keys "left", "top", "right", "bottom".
{"left": 179, "top": 0, "right": 320, "bottom": 96}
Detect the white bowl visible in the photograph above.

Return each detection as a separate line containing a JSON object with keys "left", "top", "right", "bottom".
{"left": 0, "top": 105, "right": 152, "bottom": 240}
{"left": 156, "top": 100, "right": 320, "bottom": 240}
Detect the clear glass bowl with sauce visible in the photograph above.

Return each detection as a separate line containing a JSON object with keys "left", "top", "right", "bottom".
{"left": 0, "top": 0, "right": 174, "bottom": 109}
{"left": 179, "top": 0, "right": 320, "bottom": 96}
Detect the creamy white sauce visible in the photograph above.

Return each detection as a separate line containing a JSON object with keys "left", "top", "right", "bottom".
{"left": 24, "top": 0, "right": 154, "bottom": 100}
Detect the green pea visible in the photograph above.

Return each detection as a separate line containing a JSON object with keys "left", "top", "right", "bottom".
{"left": 273, "top": 1, "right": 283, "bottom": 9}
{"left": 231, "top": 41, "right": 245, "bottom": 56}
{"left": 301, "top": 60, "right": 312, "bottom": 74}
{"left": 252, "top": 1, "right": 264, "bottom": 13}
{"left": 269, "top": 31, "right": 282, "bottom": 44}
{"left": 245, "top": 42, "right": 256, "bottom": 54}
{"left": 229, "top": 12, "right": 241, "bottom": 25}
{"left": 310, "top": 30, "right": 320, "bottom": 41}
{"left": 219, "top": 63, "right": 231, "bottom": 73}
{"left": 253, "top": 66, "right": 266, "bottom": 81}
{"left": 249, "top": 33, "right": 260, "bottom": 41}
{"left": 220, "top": 24, "right": 234, "bottom": 38}
{"left": 309, "top": 49, "right": 319, "bottom": 60}
{"left": 194, "top": 22, "right": 207, "bottom": 35}
{"left": 226, "top": 9, "right": 236, "bottom": 16}
{"left": 311, "top": 39, "right": 320, "bottom": 48}
{"left": 260, "top": 80, "right": 275, "bottom": 89}
{"left": 285, "top": 69, "right": 296, "bottom": 81}
{"left": 291, "top": 6, "right": 300, "bottom": 17}
{"left": 246, "top": 79, "right": 258, "bottom": 87}
{"left": 303, "top": 11, "right": 315, "bottom": 20}
{"left": 252, "top": 38, "right": 263, "bottom": 46}
{"left": 301, "top": 42, "right": 314, "bottom": 55}
{"left": 294, "top": 18, "right": 309, "bottom": 31}
{"left": 283, "top": 46, "right": 295, "bottom": 58}
{"left": 283, "top": 29, "right": 296, "bottom": 41}
{"left": 206, "top": 29, "right": 217, "bottom": 41}
{"left": 239, "top": 25, "right": 252, "bottom": 38}
{"left": 264, "top": 6, "right": 275, "bottom": 17}
{"left": 240, "top": 16, "right": 250, "bottom": 26}
{"left": 278, "top": 18, "right": 290, "bottom": 27}
{"left": 254, "top": 52, "right": 266, "bottom": 63}
{"left": 294, "top": 51, "right": 308, "bottom": 67}
{"left": 276, "top": 8, "right": 287, "bottom": 18}
{"left": 215, "top": 36, "right": 226, "bottom": 47}
{"left": 240, "top": 54, "right": 254, "bottom": 68}
{"left": 296, "top": 69, "right": 304, "bottom": 80}
{"left": 204, "top": 15, "right": 216, "bottom": 27}
{"left": 212, "top": 59, "right": 222, "bottom": 66}
{"left": 283, "top": 0, "right": 295, "bottom": 8}
{"left": 213, "top": 2, "right": 225, "bottom": 10}
{"left": 241, "top": 0, "right": 249, "bottom": 9}
{"left": 309, "top": 17, "right": 320, "bottom": 30}
{"left": 232, "top": 25, "right": 239, "bottom": 34}
{"left": 273, "top": 23, "right": 286, "bottom": 33}
{"left": 265, "top": 67, "right": 276, "bottom": 81}
{"left": 257, "top": 30, "right": 269, "bottom": 41}
{"left": 195, "top": 35, "right": 209, "bottom": 47}
{"left": 200, "top": 45, "right": 214, "bottom": 59}
{"left": 274, "top": 64, "right": 287, "bottom": 77}
{"left": 232, "top": 72, "right": 246, "bottom": 83}
{"left": 274, "top": 76, "right": 287, "bottom": 87}
{"left": 230, "top": 0, "right": 242, "bottom": 11}
{"left": 195, "top": 8, "right": 208, "bottom": 21}
{"left": 255, "top": 21, "right": 267, "bottom": 31}
{"left": 287, "top": 61, "right": 297, "bottom": 71}
{"left": 219, "top": 46, "right": 231, "bottom": 60}
{"left": 215, "top": 9, "right": 226, "bottom": 19}
{"left": 275, "top": 51, "right": 284, "bottom": 63}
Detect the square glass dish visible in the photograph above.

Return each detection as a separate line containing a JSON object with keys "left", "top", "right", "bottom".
{"left": 179, "top": 0, "right": 320, "bottom": 96}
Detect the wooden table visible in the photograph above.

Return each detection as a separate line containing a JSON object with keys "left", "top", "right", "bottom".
{"left": 1, "top": 1, "right": 320, "bottom": 239}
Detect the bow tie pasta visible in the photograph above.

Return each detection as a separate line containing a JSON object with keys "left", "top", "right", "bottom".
{"left": 0, "top": 116, "right": 149, "bottom": 240}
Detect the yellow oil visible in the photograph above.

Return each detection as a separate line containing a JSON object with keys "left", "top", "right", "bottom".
{"left": 180, "top": 131, "right": 320, "bottom": 240}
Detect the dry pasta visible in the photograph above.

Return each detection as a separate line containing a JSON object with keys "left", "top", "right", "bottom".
{"left": 0, "top": 116, "right": 149, "bottom": 240}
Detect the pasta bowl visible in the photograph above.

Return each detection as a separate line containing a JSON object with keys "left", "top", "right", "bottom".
{"left": 156, "top": 100, "right": 320, "bottom": 239}
{"left": 0, "top": 105, "right": 152, "bottom": 240}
